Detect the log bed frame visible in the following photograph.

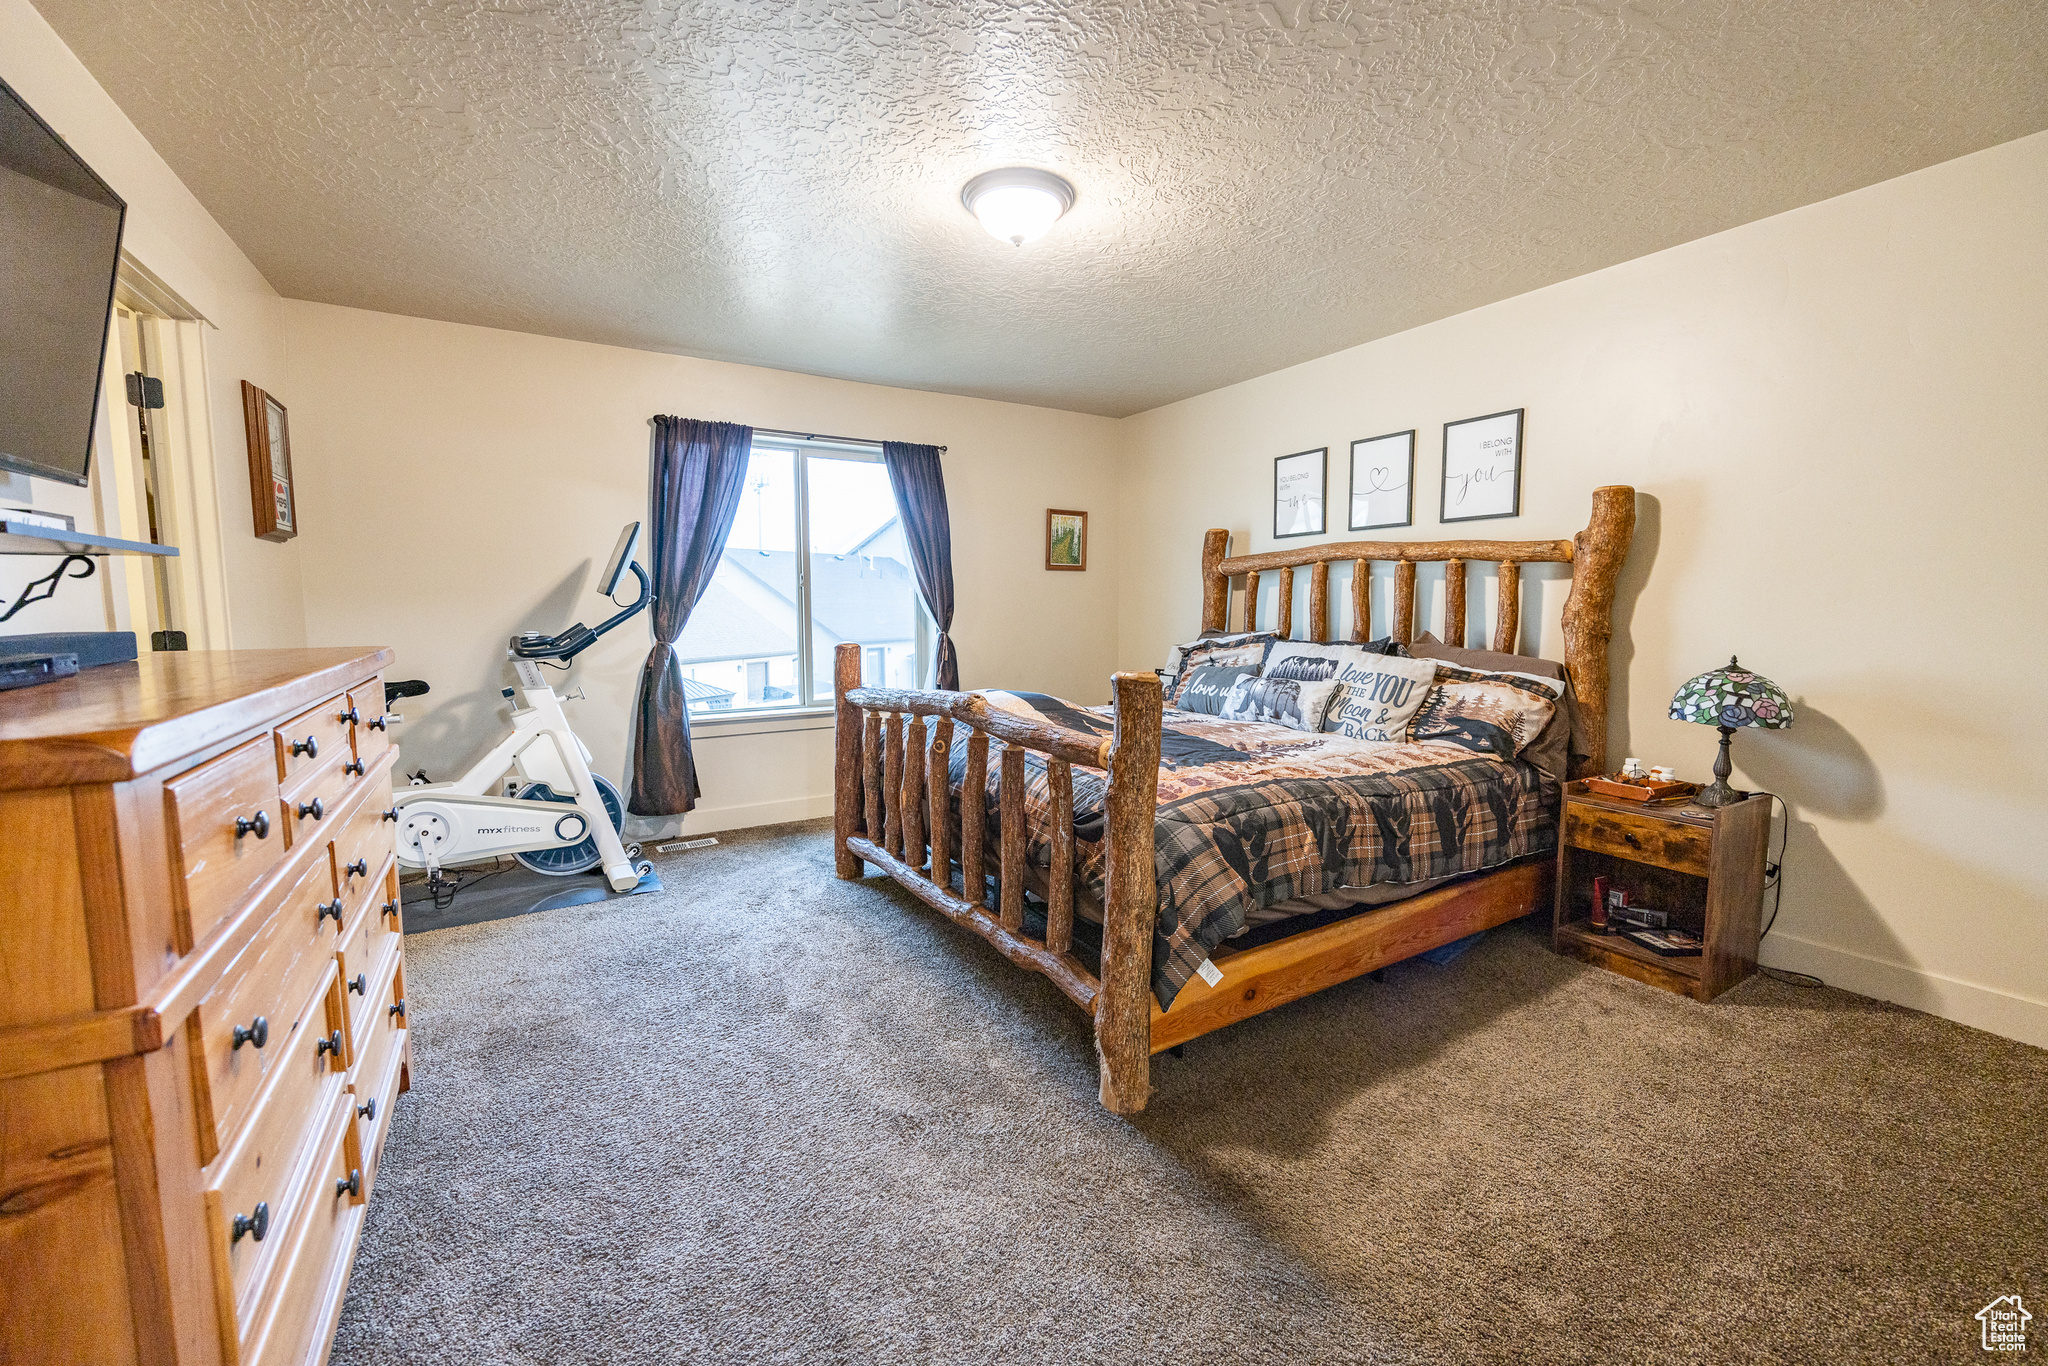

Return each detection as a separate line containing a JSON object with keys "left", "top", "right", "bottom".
{"left": 833, "top": 485, "right": 1636, "bottom": 1113}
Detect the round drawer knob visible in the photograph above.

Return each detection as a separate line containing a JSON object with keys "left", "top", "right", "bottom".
{"left": 344, "top": 857, "right": 369, "bottom": 879}
{"left": 289, "top": 735, "right": 318, "bottom": 759}
{"left": 348, "top": 972, "right": 367, "bottom": 995}
{"left": 343, "top": 758, "right": 366, "bottom": 778}
{"left": 316, "top": 1029, "right": 344, "bottom": 1059}
{"left": 357, "top": 1097, "right": 378, "bottom": 1122}
{"left": 367, "top": 714, "right": 392, "bottom": 732}
{"left": 335, "top": 1168, "right": 363, "bottom": 1199}
{"left": 337, "top": 706, "right": 360, "bottom": 725}
{"left": 231, "top": 1201, "right": 270, "bottom": 1243}
{"left": 381, "top": 808, "right": 398, "bottom": 822}
{"left": 380, "top": 899, "right": 400, "bottom": 920}
{"left": 388, "top": 999, "right": 407, "bottom": 1021}
{"left": 317, "top": 898, "right": 345, "bottom": 926}
{"left": 297, "top": 797, "right": 325, "bottom": 821}
{"left": 233, "top": 810, "right": 271, "bottom": 840}
{"left": 231, "top": 1016, "right": 269, "bottom": 1050}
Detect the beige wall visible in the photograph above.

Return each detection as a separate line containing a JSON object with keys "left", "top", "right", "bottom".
{"left": 1, "top": 0, "right": 305, "bottom": 646}
{"left": 284, "top": 302, "right": 1122, "bottom": 834}
{"left": 1117, "top": 130, "right": 2048, "bottom": 1046}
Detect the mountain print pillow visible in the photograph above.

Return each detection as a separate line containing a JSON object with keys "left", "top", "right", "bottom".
{"left": 1320, "top": 655, "right": 1440, "bottom": 742}
{"left": 1167, "top": 631, "right": 1281, "bottom": 678}
{"left": 1218, "top": 674, "right": 1340, "bottom": 733}
{"left": 1407, "top": 664, "right": 1562, "bottom": 761}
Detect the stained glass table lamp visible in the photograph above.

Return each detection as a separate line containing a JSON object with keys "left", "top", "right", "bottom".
{"left": 1668, "top": 656, "right": 1793, "bottom": 808}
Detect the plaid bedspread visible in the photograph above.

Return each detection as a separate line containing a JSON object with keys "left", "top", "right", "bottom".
{"left": 941, "top": 692, "right": 1559, "bottom": 1009}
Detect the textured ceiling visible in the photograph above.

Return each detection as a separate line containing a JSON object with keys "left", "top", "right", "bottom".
{"left": 34, "top": 0, "right": 2048, "bottom": 416}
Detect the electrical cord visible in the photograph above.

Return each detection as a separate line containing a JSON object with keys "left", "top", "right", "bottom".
{"left": 1752, "top": 791, "right": 1824, "bottom": 988}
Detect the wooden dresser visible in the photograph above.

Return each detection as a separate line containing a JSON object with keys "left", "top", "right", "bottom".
{"left": 0, "top": 649, "right": 412, "bottom": 1366}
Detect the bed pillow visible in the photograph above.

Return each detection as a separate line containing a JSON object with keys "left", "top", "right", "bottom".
{"left": 1168, "top": 630, "right": 1280, "bottom": 677}
{"left": 1320, "top": 655, "right": 1440, "bottom": 742}
{"left": 1407, "top": 664, "right": 1562, "bottom": 761}
{"left": 1171, "top": 664, "right": 1259, "bottom": 715}
{"left": 1262, "top": 639, "right": 1388, "bottom": 684}
{"left": 1407, "top": 633, "right": 1576, "bottom": 779}
{"left": 1218, "top": 674, "right": 1340, "bottom": 733}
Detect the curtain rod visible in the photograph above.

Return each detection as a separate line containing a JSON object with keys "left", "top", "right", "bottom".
{"left": 753, "top": 426, "right": 946, "bottom": 452}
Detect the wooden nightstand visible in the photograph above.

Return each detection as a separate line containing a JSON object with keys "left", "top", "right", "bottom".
{"left": 1552, "top": 782, "right": 1771, "bottom": 1000}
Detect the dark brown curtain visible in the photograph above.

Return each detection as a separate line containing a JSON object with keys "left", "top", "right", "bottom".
{"left": 881, "top": 441, "right": 959, "bottom": 690}
{"left": 628, "top": 416, "right": 753, "bottom": 815}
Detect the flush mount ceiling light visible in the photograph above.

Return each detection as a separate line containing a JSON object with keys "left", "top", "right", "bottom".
{"left": 961, "top": 167, "right": 1075, "bottom": 247}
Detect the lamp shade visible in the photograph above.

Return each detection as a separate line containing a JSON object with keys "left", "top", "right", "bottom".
{"left": 1668, "top": 656, "right": 1793, "bottom": 730}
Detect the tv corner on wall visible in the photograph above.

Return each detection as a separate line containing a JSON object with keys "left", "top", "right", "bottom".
{"left": 1441, "top": 409, "right": 1524, "bottom": 523}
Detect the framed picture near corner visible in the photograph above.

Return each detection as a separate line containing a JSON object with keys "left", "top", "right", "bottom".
{"left": 1349, "top": 430, "right": 1414, "bottom": 530}
{"left": 240, "top": 380, "right": 297, "bottom": 542}
{"left": 1441, "top": 408, "right": 1523, "bottom": 523}
{"left": 1046, "top": 509, "right": 1087, "bottom": 570}
{"left": 1273, "top": 447, "right": 1326, "bottom": 539}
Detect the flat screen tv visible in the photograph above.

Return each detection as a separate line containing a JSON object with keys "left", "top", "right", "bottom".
{"left": 0, "top": 76, "right": 125, "bottom": 488}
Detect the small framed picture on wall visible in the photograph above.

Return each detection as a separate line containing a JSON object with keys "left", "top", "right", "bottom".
{"left": 1348, "top": 430, "right": 1414, "bottom": 530}
{"left": 240, "top": 380, "right": 297, "bottom": 542}
{"left": 1046, "top": 509, "right": 1087, "bottom": 570}
{"left": 1273, "top": 447, "right": 1326, "bottom": 539}
{"left": 1441, "top": 408, "right": 1523, "bottom": 523}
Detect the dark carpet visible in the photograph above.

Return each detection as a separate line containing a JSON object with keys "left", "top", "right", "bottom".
{"left": 333, "top": 819, "right": 2045, "bottom": 1366}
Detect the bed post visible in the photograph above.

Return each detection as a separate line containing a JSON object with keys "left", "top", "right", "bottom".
{"left": 1560, "top": 486, "right": 1636, "bottom": 779}
{"left": 1200, "top": 529, "right": 1230, "bottom": 632}
{"left": 833, "top": 642, "right": 864, "bottom": 879}
{"left": 1097, "top": 670, "right": 1163, "bottom": 1114}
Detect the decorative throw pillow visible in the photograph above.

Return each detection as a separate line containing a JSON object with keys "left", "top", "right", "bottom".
{"left": 1171, "top": 664, "right": 1259, "bottom": 715}
{"left": 1167, "top": 630, "right": 1280, "bottom": 678}
{"left": 1218, "top": 673, "right": 1340, "bottom": 733}
{"left": 1407, "top": 664, "right": 1562, "bottom": 761}
{"left": 1320, "top": 655, "right": 1440, "bottom": 742}
{"left": 1406, "top": 633, "right": 1577, "bottom": 779}
{"left": 1263, "top": 639, "right": 1388, "bottom": 684}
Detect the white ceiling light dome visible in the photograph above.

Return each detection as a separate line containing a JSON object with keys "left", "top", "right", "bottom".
{"left": 961, "top": 168, "right": 1075, "bottom": 247}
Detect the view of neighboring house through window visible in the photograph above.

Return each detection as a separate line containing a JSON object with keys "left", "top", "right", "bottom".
{"left": 675, "top": 440, "right": 925, "bottom": 715}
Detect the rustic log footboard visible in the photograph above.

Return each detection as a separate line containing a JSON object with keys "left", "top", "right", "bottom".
{"left": 833, "top": 646, "right": 1163, "bottom": 1111}
{"left": 832, "top": 486, "right": 1634, "bottom": 1115}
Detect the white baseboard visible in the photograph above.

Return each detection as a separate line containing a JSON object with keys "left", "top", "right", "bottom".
{"left": 624, "top": 792, "right": 833, "bottom": 842}
{"left": 1761, "top": 931, "right": 2048, "bottom": 1050}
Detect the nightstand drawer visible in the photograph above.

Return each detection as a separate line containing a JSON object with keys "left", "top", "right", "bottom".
{"left": 1563, "top": 804, "right": 1712, "bottom": 877}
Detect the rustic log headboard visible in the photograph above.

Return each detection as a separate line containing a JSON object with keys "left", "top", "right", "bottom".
{"left": 1199, "top": 484, "right": 1635, "bottom": 777}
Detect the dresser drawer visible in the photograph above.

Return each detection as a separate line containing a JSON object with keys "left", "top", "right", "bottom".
{"left": 205, "top": 967, "right": 350, "bottom": 1339}
{"left": 240, "top": 1091, "right": 364, "bottom": 1366}
{"left": 194, "top": 853, "right": 347, "bottom": 1153}
{"left": 352, "top": 1028, "right": 409, "bottom": 1199}
{"left": 350, "top": 959, "right": 408, "bottom": 1118}
{"left": 169, "top": 736, "right": 289, "bottom": 947}
{"left": 275, "top": 694, "right": 352, "bottom": 787}
{"left": 347, "top": 674, "right": 391, "bottom": 770}
{"left": 336, "top": 874, "right": 399, "bottom": 1052}
{"left": 330, "top": 763, "right": 396, "bottom": 908}
{"left": 1562, "top": 803, "right": 1713, "bottom": 878}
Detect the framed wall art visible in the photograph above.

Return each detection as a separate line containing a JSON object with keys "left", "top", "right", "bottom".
{"left": 240, "top": 380, "right": 297, "bottom": 542}
{"left": 1046, "top": 508, "right": 1087, "bottom": 570}
{"left": 1348, "top": 430, "right": 1414, "bottom": 530}
{"left": 1441, "top": 408, "right": 1523, "bottom": 523}
{"left": 1273, "top": 447, "right": 1326, "bottom": 539}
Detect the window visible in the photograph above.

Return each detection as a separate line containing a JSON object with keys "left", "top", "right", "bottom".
{"left": 675, "top": 440, "right": 927, "bottom": 715}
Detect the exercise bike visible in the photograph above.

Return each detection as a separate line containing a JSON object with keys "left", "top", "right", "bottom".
{"left": 389, "top": 522, "right": 655, "bottom": 894}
